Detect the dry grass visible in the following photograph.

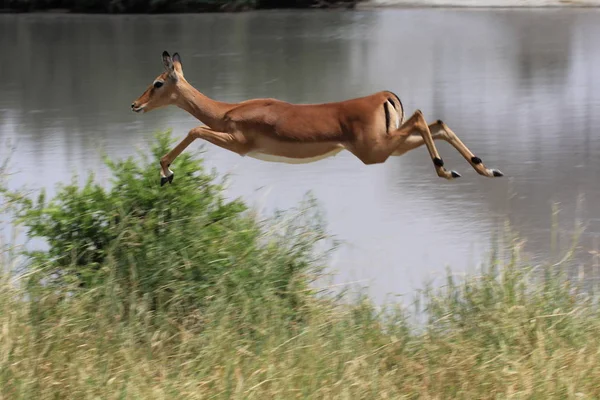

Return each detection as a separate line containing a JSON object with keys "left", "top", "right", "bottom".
{"left": 2, "top": 239, "right": 600, "bottom": 399}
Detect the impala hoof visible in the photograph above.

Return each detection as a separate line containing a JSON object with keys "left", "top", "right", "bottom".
{"left": 451, "top": 170, "right": 461, "bottom": 178}
{"left": 160, "top": 173, "right": 174, "bottom": 187}
{"left": 491, "top": 169, "right": 504, "bottom": 177}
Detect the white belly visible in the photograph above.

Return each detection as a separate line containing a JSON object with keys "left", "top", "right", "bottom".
{"left": 245, "top": 147, "right": 345, "bottom": 164}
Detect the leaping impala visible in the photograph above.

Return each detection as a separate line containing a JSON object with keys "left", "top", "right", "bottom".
{"left": 131, "top": 51, "right": 503, "bottom": 186}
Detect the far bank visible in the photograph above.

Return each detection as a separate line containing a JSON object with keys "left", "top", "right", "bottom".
{"left": 5, "top": 0, "right": 600, "bottom": 13}
{"left": 0, "top": 0, "right": 356, "bottom": 13}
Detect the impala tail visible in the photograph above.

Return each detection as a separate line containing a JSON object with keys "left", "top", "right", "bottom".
{"left": 383, "top": 91, "right": 404, "bottom": 134}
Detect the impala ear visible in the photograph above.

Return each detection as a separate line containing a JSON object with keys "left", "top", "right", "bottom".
{"left": 162, "top": 51, "right": 177, "bottom": 79}
{"left": 172, "top": 52, "right": 184, "bottom": 76}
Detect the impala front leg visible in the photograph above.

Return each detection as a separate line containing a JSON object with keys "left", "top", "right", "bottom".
{"left": 159, "top": 126, "right": 250, "bottom": 186}
{"left": 159, "top": 134, "right": 194, "bottom": 186}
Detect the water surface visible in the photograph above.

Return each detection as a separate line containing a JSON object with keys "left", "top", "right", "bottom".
{"left": 1, "top": 9, "right": 600, "bottom": 301}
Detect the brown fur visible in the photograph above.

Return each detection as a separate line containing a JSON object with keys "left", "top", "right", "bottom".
{"left": 131, "top": 51, "right": 503, "bottom": 181}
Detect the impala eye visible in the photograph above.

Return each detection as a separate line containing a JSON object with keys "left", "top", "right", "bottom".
{"left": 153, "top": 81, "right": 164, "bottom": 89}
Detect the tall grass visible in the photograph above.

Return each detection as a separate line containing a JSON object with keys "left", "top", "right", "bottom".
{"left": 1, "top": 132, "right": 600, "bottom": 399}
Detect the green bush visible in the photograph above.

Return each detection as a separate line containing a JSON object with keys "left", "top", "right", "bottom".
{"left": 3, "top": 130, "right": 331, "bottom": 316}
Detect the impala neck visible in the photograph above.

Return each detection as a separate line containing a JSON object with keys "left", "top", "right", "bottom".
{"left": 175, "top": 79, "right": 233, "bottom": 131}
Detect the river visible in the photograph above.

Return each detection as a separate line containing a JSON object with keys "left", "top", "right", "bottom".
{"left": 1, "top": 9, "right": 600, "bottom": 302}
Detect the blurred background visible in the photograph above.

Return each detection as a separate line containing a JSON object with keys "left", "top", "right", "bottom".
{"left": 1, "top": 5, "right": 600, "bottom": 302}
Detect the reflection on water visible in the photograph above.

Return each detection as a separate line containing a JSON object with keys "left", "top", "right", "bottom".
{"left": 1, "top": 9, "right": 600, "bottom": 301}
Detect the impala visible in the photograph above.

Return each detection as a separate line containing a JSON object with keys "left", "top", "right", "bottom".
{"left": 131, "top": 51, "right": 503, "bottom": 186}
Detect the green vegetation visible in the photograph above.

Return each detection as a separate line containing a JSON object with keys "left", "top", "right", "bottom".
{"left": 2, "top": 0, "right": 358, "bottom": 13}
{"left": 1, "top": 131, "right": 600, "bottom": 399}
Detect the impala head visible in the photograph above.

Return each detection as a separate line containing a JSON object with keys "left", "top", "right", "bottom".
{"left": 131, "top": 51, "right": 185, "bottom": 113}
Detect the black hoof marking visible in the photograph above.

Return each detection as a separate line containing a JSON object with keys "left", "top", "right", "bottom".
{"left": 492, "top": 169, "right": 504, "bottom": 177}
{"left": 433, "top": 157, "right": 444, "bottom": 167}
{"left": 160, "top": 174, "right": 174, "bottom": 187}
{"left": 451, "top": 170, "right": 461, "bottom": 178}
{"left": 471, "top": 156, "right": 482, "bottom": 165}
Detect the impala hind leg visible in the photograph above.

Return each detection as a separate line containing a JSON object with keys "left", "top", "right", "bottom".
{"left": 399, "top": 111, "right": 461, "bottom": 179}
{"left": 429, "top": 121, "right": 504, "bottom": 178}
{"left": 384, "top": 110, "right": 460, "bottom": 179}
{"left": 392, "top": 122, "right": 504, "bottom": 178}
{"left": 159, "top": 126, "right": 249, "bottom": 186}
{"left": 351, "top": 110, "right": 459, "bottom": 179}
